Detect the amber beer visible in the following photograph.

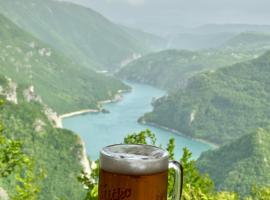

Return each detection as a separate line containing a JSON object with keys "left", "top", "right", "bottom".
{"left": 98, "top": 144, "right": 183, "bottom": 200}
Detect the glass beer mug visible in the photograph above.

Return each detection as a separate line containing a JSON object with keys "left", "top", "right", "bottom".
{"left": 98, "top": 144, "right": 183, "bottom": 200}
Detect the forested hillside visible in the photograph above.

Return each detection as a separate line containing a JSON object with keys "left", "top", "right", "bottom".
{"left": 140, "top": 51, "right": 270, "bottom": 144}
{"left": 0, "top": 75, "right": 86, "bottom": 199}
{"left": 197, "top": 128, "right": 270, "bottom": 196}
{"left": 0, "top": 0, "right": 162, "bottom": 71}
{"left": 0, "top": 13, "right": 129, "bottom": 114}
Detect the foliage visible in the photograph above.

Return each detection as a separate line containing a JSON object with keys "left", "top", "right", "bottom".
{"left": 0, "top": 100, "right": 42, "bottom": 200}
{"left": 124, "top": 129, "right": 157, "bottom": 145}
{"left": 78, "top": 162, "right": 99, "bottom": 200}
{"left": 245, "top": 186, "right": 270, "bottom": 200}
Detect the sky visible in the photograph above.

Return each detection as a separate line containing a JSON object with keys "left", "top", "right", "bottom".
{"left": 64, "top": 0, "right": 270, "bottom": 35}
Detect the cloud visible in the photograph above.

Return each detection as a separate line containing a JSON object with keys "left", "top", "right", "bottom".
{"left": 126, "top": 0, "right": 145, "bottom": 6}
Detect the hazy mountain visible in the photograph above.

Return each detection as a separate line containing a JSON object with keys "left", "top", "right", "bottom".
{"left": 197, "top": 128, "right": 270, "bottom": 196}
{"left": 0, "top": 13, "right": 129, "bottom": 114}
{"left": 0, "top": 0, "right": 163, "bottom": 71}
{"left": 63, "top": 0, "right": 270, "bottom": 36}
{"left": 194, "top": 24, "right": 270, "bottom": 34}
{"left": 223, "top": 32, "right": 270, "bottom": 49}
{"left": 167, "top": 24, "right": 270, "bottom": 50}
{"left": 167, "top": 32, "right": 236, "bottom": 50}
{"left": 140, "top": 50, "right": 270, "bottom": 144}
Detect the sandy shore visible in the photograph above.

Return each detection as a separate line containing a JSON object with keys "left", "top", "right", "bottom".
{"left": 60, "top": 109, "right": 99, "bottom": 119}
{"left": 141, "top": 121, "right": 220, "bottom": 149}
{"left": 59, "top": 90, "right": 128, "bottom": 120}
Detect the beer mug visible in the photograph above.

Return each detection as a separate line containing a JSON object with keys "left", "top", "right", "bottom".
{"left": 98, "top": 144, "right": 183, "bottom": 200}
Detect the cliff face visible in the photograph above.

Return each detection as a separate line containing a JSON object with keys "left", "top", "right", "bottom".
{"left": 0, "top": 78, "right": 17, "bottom": 104}
{"left": 0, "top": 188, "right": 8, "bottom": 200}
{"left": 79, "top": 139, "right": 91, "bottom": 176}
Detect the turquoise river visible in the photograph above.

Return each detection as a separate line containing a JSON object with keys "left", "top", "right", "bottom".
{"left": 63, "top": 82, "right": 212, "bottom": 160}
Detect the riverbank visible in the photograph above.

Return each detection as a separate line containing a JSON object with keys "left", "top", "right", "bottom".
{"left": 59, "top": 89, "right": 129, "bottom": 120}
{"left": 60, "top": 109, "right": 99, "bottom": 119}
{"left": 140, "top": 121, "right": 220, "bottom": 149}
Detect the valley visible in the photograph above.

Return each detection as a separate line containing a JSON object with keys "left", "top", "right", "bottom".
{"left": 0, "top": 0, "right": 270, "bottom": 199}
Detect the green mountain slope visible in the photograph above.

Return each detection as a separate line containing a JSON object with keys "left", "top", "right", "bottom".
{"left": 0, "top": 76, "right": 86, "bottom": 199}
{"left": 197, "top": 128, "right": 270, "bottom": 197}
{"left": 0, "top": 0, "right": 161, "bottom": 71}
{"left": 141, "top": 51, "right": 270, "bottom": 144}
{"left": 0, "top": 13, "right": 129, "bottom": 114}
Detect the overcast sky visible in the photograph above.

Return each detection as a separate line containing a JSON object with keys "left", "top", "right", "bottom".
{"left": 65, "top": 0, "right": 270, "bottom": 34}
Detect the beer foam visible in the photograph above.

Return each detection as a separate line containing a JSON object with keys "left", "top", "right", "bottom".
{"left": 100, "top": 144, "right": 169, "bottom": 175}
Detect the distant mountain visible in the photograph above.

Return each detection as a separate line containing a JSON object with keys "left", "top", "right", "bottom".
{"left": 168, "top": 24, "right": 270, "bottom": 50}
{"left": 223, "top": 32, "right": 270, "bottom": 49}
{"left": 0, "top": 75, "right": 86, "bottom": 199}
{"left": 167, "top": 32, "right": 236, "bottom": 50}
{"left": 0, "top": 13, "right": 129, "bottom": 114}
{"left": 140, "top": 51, "right": 270, "bottom": 144}
{"left": 0, "top": 0, "right": 163, "bottom": 71}
{"left": 194, "top": 24, "right": 270, "bottom": 34}
{"left": 197, "top": 128, "right": 270, "bottom": 197}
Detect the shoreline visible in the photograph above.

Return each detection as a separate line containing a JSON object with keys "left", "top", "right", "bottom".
{"left": 59, "top": 86, "right": 219, "bottom": 149}
{"left": 59, "top": 89, "right": 130, "bottom": 120}
{"left": 60, "top": 109, "right": 99, "bottom": 119}
{"left": 140, "top": 121, "right": 220, "bottom": 149}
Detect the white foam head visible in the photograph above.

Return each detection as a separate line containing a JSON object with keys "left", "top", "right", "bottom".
{"left": 100, "top": 144, "right": 169, "bottom": 175}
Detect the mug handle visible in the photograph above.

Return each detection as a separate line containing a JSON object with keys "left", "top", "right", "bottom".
{"left": 169, "top": 161, "right": 184, "bottom": 200}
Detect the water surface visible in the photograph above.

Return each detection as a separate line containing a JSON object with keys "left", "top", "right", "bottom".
{"left": 63, "top": 82, "right": 211, "bottom": 160}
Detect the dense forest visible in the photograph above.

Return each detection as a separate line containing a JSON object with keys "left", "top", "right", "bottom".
{"left": 197, "top": 128, "right": 270, "bottom": 196}
{"left": 141, "top": 51, "right": 270, "bottom": 144}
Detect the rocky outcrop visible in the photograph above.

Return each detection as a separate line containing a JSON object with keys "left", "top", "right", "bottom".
{"left": 2, "top": 78, "right": 18, "bottom": 104}
{"left": 44, "top": 105, "right": 63, "bottom": 128}
{"left": 23, "top": 85, "right": 42, "bottom": 103}
{"left": 23, "top": 85, "right": 62, "bottom": 128}
{"left": 190, "top": 110, "right": 197, "bottom": 124}
{"left": 33, "top": 119, "right": 46, "bottom": 132}
{"left": 78, "top": 139, "right": 91, "bottom": 176}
